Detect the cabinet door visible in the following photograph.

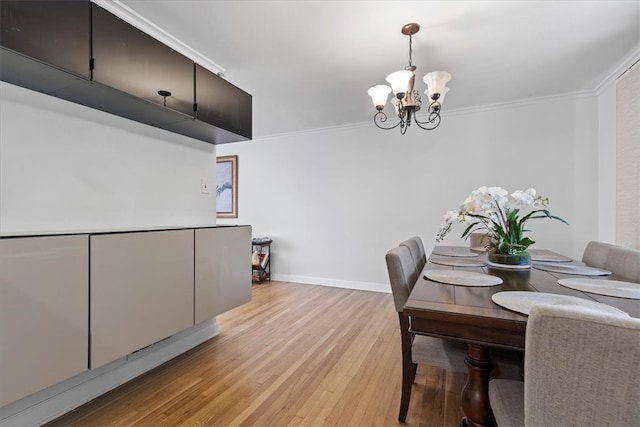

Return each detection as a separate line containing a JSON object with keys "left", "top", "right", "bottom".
{"left": 195, "top": 64, "right": 252, "bottom": 140}
{"left": 0, "top": 235, "right": 89, "bottom": 406}
{"left": 92, "top": 4, "right": 194, "bottom": 118}
{"left": 195, "top": 226, "right": 251, "bottom": 323}
{"left": 90, "top": 230, "right": 194, "bottom": 369}
{"left": 0, "top": 1, "right": 90, "bottom": 78}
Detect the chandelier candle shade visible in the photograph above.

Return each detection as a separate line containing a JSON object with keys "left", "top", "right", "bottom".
{"left": 367, "top": 23, "right": 451, "bottom": 134}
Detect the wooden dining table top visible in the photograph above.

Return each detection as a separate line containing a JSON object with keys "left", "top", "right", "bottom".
{"left": 404, "top": 246, "right": 639, "bottom": 349}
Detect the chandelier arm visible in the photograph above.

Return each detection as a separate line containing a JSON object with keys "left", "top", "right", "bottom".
{"left": 413, "top": 111, "right": 441, "bottom": 130}
{"left": 401, "top": 122, "right": 409, "bottom": 134}
{"left": 373, "top": 111, "right": 403, "bottom": 130}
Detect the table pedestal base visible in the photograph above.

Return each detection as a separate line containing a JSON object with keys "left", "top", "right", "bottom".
{"left": 461, "top": 344, "right": 494, "bottom": 427}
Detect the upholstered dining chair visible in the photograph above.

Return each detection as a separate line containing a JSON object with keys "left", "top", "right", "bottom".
{"left": 604, "top": 245, "right": 640, "bottom": 283}
{"left": 488, "top": 305, "right": 640, "bottom": 427}
{"left": 581, "top": 241, "right": 615, "bottom": 268}
{"left": 400, "top": 236, "right": 427, "bottom": 279}
{"left": 386, "top": 245, "right": 467, "bottom": 422}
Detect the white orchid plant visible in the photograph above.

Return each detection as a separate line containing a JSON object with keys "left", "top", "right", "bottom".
{"left": 436, "top": 186, "right": 567, "bottom": 255}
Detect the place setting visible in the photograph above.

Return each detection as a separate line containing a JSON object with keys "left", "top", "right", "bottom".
{"left": 431, "top": 246, "right": 479, "bottom": 258}
{"left": 557, "top": 278, "right": 640, "bottom": 300}
{"left": 528, "top": 249, "right": 572, "bottom": 263}
{"left": 428, "top": 255, "right": 487, "bottom": 267}
{"left": 532, "top": 262, "right": 611, "bottom": 276}
{"left": 424, "top": 269, "right": 502, "bottom": 287}
{"left": 491, "top": 291, "right": 631, "bottom": 317}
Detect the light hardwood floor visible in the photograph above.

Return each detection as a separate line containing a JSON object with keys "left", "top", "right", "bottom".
{"left": 48, "top": 281, "right": 465, "bottom": 426}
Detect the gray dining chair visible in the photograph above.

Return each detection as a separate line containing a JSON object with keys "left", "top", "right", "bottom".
{"left": 489, "top": 305, "right": 640, "bottom": 427}
{"left": 604, "top": 245, "right": 640, "bottom": 283}
{"left": 386, "top": 244, "right": 522, "bottom": 422}
{"left": 386, "top": 245, "right": 467, "bottom": 422}
{"left": 581, "top": 241, "right": 615, "bottom": 268}
{"left": 400, "top": 236, "right": 427, "bottom": 279}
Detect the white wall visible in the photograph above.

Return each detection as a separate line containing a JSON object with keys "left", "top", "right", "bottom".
{"left": 597, "top": 83, "right": 617, "bottom": 243}
{"left": 218, "top": 95, "right": 599, "bottom": 291}
{"left": 0, "top": 82, "right": 217, "bottom": 233}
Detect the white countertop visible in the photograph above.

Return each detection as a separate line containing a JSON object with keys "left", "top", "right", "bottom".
{"left": 0, "top": 224, "right": 249, "bottom": 238}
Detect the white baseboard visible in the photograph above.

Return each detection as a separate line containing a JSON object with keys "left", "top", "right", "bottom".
{"left": 0, "top": 319, "right": 219, "bottom": 427}
{"left": 272, "top": 274, "right": 390, "bottom": 293}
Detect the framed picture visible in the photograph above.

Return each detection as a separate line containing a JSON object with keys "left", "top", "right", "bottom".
{"left": 216, "top": 155, "right": 238, "bottom": 218}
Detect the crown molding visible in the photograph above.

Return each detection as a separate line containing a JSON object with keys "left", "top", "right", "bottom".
{"left": 253, "top": 90, "right": 596, "bottom": 141}
{"left": 441, "top": 90, "right": 595, "bottom": 118}
{"left": 91, "top": 0, "right": 225, "bottom": 76}
{"left": 594, "top": 44, "right": 640, "bottom": 95}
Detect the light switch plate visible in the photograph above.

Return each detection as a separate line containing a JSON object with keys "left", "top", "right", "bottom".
{"left": 201, "top": 179, "right": 210, "bottom": 194}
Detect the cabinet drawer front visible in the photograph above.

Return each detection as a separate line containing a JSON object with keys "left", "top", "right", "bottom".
{"left": 0, "top": 235, "right": 89, "bottom": 406}
{"left": 196, "top": 64, "right": 252, "bottom": 139}
{"left": 92, "top": 4, "right": 195, "bottom": 118}
{"left": 195, "top": 226, "right": 251, "bottom": 323}
{"left": 90, "top": 230, "right": 194, "bottom": 369}
{"left": 0, "top": 1, "right": 90, "bottom": 78}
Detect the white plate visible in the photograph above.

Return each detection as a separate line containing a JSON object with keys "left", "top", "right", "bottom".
{"left": 533, "top": 262, "right": 611, "bottom": 276}
{"left": 425, "top": 270, "right": 502, "bottom": 287}
{"left": 491, "top": 291, "right": 630, "bottom": 317}
{"left": 558, "top": 278, "right": 640, "bottom": 300}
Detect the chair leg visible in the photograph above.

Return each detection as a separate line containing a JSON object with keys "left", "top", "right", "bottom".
{"left": 399, "top": 361, "right": 412, "bottom": 422}
{"left": 398, "top": 313, "right": 413, "bottom": 423}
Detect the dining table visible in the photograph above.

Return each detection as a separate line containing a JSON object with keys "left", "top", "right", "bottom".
{"left": 403, "top": 246, "right": 640, "bottom": 427}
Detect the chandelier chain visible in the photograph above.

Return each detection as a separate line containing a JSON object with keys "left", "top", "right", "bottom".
{"left": 408, "top": 34, "right": 413, "bottom": 68}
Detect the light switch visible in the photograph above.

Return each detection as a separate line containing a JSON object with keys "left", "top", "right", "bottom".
{"left": 201, "top": 179, "right": 210, "bottom": 194}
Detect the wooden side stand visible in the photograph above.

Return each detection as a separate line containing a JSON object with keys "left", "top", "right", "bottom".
{"left": 252, "top": 239, "right": 271, "bottom": 283}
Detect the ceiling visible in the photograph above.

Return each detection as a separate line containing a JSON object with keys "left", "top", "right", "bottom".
{"left": 120, "top": 0, "right": 639, "bottom": 139}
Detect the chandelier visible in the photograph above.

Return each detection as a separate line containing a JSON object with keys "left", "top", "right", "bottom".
{"left": 367, "top": 23, "right": 451, "bottom": 134}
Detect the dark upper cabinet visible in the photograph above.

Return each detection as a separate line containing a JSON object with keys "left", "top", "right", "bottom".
{"left": 0, "top": 2, "right": 251, "bottom": 144}
{"left": 195, "top": 65, "right": 252, "bottom": 140}
{"left": 0, "top": 0, "right": 90, "bottom": 79}
{"left": 92, "top": 5, "right": 194, "bottom": 118}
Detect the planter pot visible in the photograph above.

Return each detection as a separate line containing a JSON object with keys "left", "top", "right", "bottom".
{"left": 488, "top": 252, "right": 531, "bottom": 266}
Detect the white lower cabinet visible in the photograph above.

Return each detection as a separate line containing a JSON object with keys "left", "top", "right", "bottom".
{"left": 195, "top": 226, "right": 252, "bottom": 323}
{"left": 89, "top": 229, "right": 195, "bottom": 369}
{"left": 0, "top": 235, "right": 89, "bottom": 406}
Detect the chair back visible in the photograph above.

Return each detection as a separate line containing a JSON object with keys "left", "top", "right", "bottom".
{"left": 411, "top": 236, "right": 427, "bottom": 265}
{"left": 524, "top": 305, "right": 640, "bottom": 426}
{"left": 581, "top": 241, "right": 615, "bottom": 268}
{"left": 604, "top": 246, "right": 640, "bottom": 283}
{"left": 385, "top": 245, "right": 418, "bottom": 313}
{"left": 400, "top": 236, "right": 426, "bottom": 278}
